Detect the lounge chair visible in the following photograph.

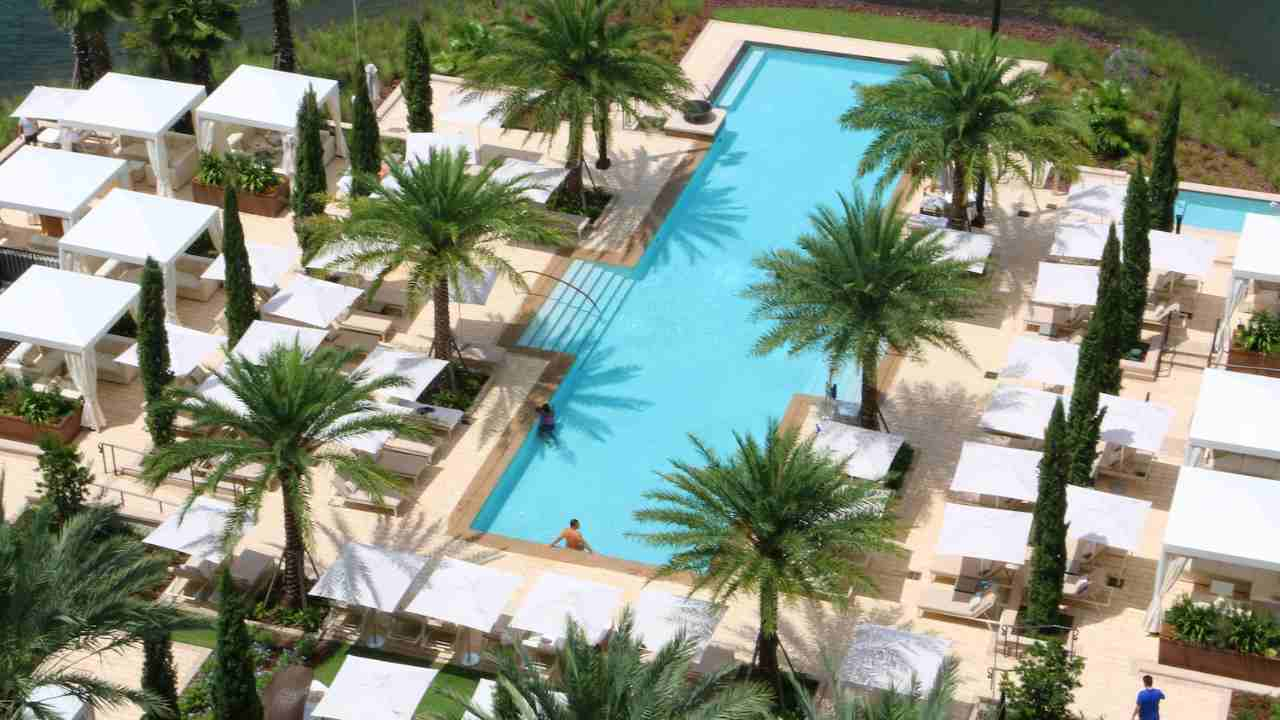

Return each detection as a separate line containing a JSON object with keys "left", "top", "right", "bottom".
{"left": 1143, "top": 302, "right": 1181, "bottom": 329}
{"left": 329, "top": 472, "right": 404, "bottom": 515}
{"left": 918, "top": 582, "right": 998, "bottom": 622}
{"left": 176, "top": 255, "right": 219, "bottom": 302}
{"left": 376, "top": 438, "right": 438, "bottom": 482}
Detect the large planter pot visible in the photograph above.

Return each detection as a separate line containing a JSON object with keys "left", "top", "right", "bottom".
{"left": 245, "top": 619, "right": 307, "bottom": 646}
{"left": 1226, "top": 345, "right": 1280, "bottom": 379}
{"left": 0, "top": 403, "right": 82, "bottom": 445}
{"left": 191, "top": 179, "right": 291, "bottom": 218}
{"left": 1158, "top": 633, "right": 1280, "bottom": 685}
{"left": 682, "top": 99, "right": 714, "bottom": 125}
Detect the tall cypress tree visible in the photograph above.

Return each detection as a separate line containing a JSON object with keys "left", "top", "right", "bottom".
{"left": 1094, "top": 224, "right": 1127, "bottom": 395}
{"left": 140, "top": 630, "right": 180, "bottom": 720}
{"left": 222, "top": 187, "right": 258, "bottom": 346}
{"left": 1121, "top": 165, "right": 1152, "bottom": 350}
{"left": 212, "top": 571, "right": 264, "bottom": 720}
{"left": 138, "top": 257, "right": 176, "bottom": 447}
{"left": 1025, "top": 398, "right": 1070, "bottom": 628}
{"left": 403, "top": 22, "right": 433, "bottom": 133}
{"left": 1148, "top": 83, "right": 1182, "bottom": 232}
{"left": 291, "top": 86, "right": 327, "bottom": 219}
{"left": 349, "top": 60, "right": 381, "bottom": 183}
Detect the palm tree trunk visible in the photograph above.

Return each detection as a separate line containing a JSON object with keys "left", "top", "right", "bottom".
{"left": 858, "top": 351, "right": 880, "bottom": 431}
{"left": 431, "top": 278, "right": 453, "bottom": 361}
{"left": 949, "top": 160, "right": 971, "bottom": 231}
{"left": 192, "top": 52, "right": 214, "bottom": 93}
{"left": 88, "top": 31, "right": 112, "bottom": 81}
{"left": 279, "top": 476, "right": 308, "bottom": 609}
{"left": 70, "top": 28, "right": 95, "bottom": 89}
{"left": 593, "top": 99, "right": 612, "bottom": 171}
{"left": 973, "top": 171, "right": 987, "bottom": 228}
{"left": 564, "top": 112, "right": 586, "bottom": 199}
{"left": 755, "top": 583, "right": 783, "bottom": 706}
{"left": 271, "top": 0, "right": 297, "bottom": 73}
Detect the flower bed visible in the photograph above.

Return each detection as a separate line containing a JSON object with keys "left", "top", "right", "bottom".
{"left": 178, "top": 630, "right": 324, "bottom": 720}
{"left": 421, "top": 365, "right": 491, "bottom": 413}
{"left": 1160, "top": 594, "right": 1280, "bottom": 684}
{"left": 191, "top": 152, "right": 290, "bottom": 218}
{"left": 0, "top": 375, "right": 81, "bottom": 444}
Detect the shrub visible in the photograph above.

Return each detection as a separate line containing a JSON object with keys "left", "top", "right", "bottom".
{"left": 1048, "top": 39, "right": 1100, "bottom": 79}
{"left": 403, "top": 22, "right": 433, "bottom": 133}
{"left": 222, "top": 185, "right": 258, "bottom": 346}
{"left": 212, "top": 571, "right": 264, "bottom": 720}
{"left": 349, "top": 60, "right": 382, "bottom": 183}
{"left": 1049, "top": 6, "right": 1113, "bottom": 35}
{"left": 1000, "top": 640, "right": 1084, "bottom": 720}
{"left": 16, "top": 384, "right": 75, "bottom": 426}
{"left": 883, "top": 441, "right": 913, "bottom": 492}
{"left": 1074, "top": 80, "right": 1149, "bottom": 160}
{"left": 290, "top": 87, "right": 328, "bottom": 219}
{"left": 1235, "top": 311, "right": 1280, "bottom": 354}
{"left": 35, "top": 435, "right": 93, "bottom": 525}
{"left": 138, "top": 257, "right": 176, "bottom": 447}
{"left": 1165, "top": 595, "right": 1280, "bottom": 656}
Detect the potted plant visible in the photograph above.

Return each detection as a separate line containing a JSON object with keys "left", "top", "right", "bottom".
{"left": 0, "top": 376, "right": 82, "bottom": 444}
{"left": 191, "top": 151, "right": 291, "bottom": 218}
{"left": 1229, "top": 311, "right": 1280, "bottom": 378}
{"left": 681, "top": 98, "right": 714, "bottom": 125}
{"left": 1159, "top": 594, "right": 1280, "bottom": 685}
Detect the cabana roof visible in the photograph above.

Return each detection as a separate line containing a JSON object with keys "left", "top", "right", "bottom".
{"left": 509, "top": 572, "right": 624, "bottom": 644}
{"left": 488, "top": 159, "right": 570, "bottom": 205}
{"left": 935, "top": 503, "right": 1031, "bottom": 566}
{"left": 1149, "top": 230, "right": 1216, "bottom": 278}
{"left": 949, "top": 442, "right": 1041, "bottom": 502}
{"left": 1001, "top": 336, "right": 1079, "bottom": 387}
{"left": 813, "top": 421, "right": 906, "bottom": 481}
{"left": 309, "top": 542, "right": 427, "bottom": 613}
{"left": 196, "top": 65, "right": 340, "bottom": 133}
{"left": 1164, "top": 466, "right": 1280, "bottom": 573}
{"left": 1232, "top": 213, "right": 1280, "bottom": 284}
{"left": 10, "top": 86, "right": 86, "bottom": 122}
{"left": 1065, "top": 485, "right": 1151, "bottom": 553}
{"left": 0, "top": 266, "right": 137, "bottom": 353}
{"left": 1032, "top": 261, "right": 1100, "bottom": 307}
{"left": 60, "top": 73, "right": 204, "bottom": 139}
{"left": 202, "top": 241, "right": 300, "bottom": 291}
{"left": 1096, "top": 393, "right": 1174, "bottom": 455}
{"left": 839, "top": 624, "right": 952, "bottom": 693}
{"left": 57, "top": 189, "right": 216, "bottom": 265}
{"left": 1188, "top": 368, "right": 1280, "bottom": 460}
{"left": 439, "top": 87, "right": 507, "bottom": 128}
{"left": 403, "top": 557, "right": 525, "bottom": 632}
{"left": 0, "top": 146, "right": 126, "bottom": 219}
{"left": 406, "top": 131, "right": 478, "bottom": 165}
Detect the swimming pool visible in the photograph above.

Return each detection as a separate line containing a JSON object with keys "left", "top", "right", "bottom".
{"left": 1178, "top": 189, "right": 1280, "bottom": 233}
{"left": 471, "top": 46, "right": 900, "bottom": 564}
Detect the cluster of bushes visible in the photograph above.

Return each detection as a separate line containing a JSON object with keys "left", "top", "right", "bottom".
{"left": 1234, "top": 311, "right": 1280, "bottom": 355}
{"left": 1165, "top": 594, "right": 1280, "bottom": 657}
{"left": 195, "top": 152, "right": 283, "bottom": 195}
{"left": 0, "top": 374, "right": 77, "bottom": 426}
{"left": 179, "top": 629, "right": 321, "bottom": 720}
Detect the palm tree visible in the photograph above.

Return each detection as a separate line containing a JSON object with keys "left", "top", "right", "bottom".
{"left": 39, "top": 0, "right": 133, "bottom": 88}
{"left": 128, "top": 0, "right": 242, "bottom": 90}
{"left": 790, "top": 658, "right": 961, "bottom": 720}
{"left": 841, "top": 33, "right": 1087, "bottom": 229}
{"left": 313, "top": 148, "right": 564, "bottom": 360}
{"left": 452, "top": 611, "right": 774, "bottom": 720}
{"left": 141, "top": 342, "right": 431, "bottom": 609}
{"left": 462, "top": 0, "right": 692, "bottom": 197}
{"left": 743, "top": 187, "right": 982, "bottom": 431}
{"left": 0, "top": 504, "right": 201, "bottom": 720}
{"left": 631, "top": 420, "right": 901, "bottom": 706}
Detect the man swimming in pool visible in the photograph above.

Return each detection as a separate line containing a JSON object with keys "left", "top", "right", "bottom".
{"left": 550, "top": 519, "right": 593, "bottom": 553}
{"left": 536, "top": 402, "right": 558, "bottom": 446}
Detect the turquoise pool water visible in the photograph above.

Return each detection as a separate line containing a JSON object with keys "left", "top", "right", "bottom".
{"left": 471, "top": 47, "right": 900, "bottom": 564}
{"left": 1178, "top": 189, "right": 1280, "bottom": 232}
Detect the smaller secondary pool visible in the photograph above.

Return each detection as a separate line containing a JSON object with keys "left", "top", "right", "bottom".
{"left": 1178, "top": 189, "right": 1280, "bottom": 233}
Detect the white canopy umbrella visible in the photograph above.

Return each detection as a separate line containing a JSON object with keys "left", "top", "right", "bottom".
{"left": 57, "top": 189, "right": 220, "bottom": 321}
{"left": 949, "top": 442, "right": 1042, "bottom": 503}
{"left": 1001, "top": 336, "right": 1080, "bottom": 387}
{"left": 403, "top": 557, "right": 524, "bottom": 632}
{"left": 935, "top": 503, "right": 1032, "bottom": 566}
{"left": 309, "top": 655, "right": 436, "bottom": 720}
{"left": 201, "top": 242, "right": 301, "bottom": 291}
{"left": 11, "top": 87, "right": 86, "bottom": 123}
{"left": 509, "top": 572, "right": 624, "bottom": 645}
{"left": 439, "top": 88, "right": 508, "bottom": 128}
{"left": 1185, "top": 368, "right": 1280, "bottom": 465}
{"left": 980, "top": 384, "right": 1173, "bottom": 453}
{"left": 813, "top": 420, "right": 906, "bottom": 481}
{"left": 23, "top": 685, "right": 90, "bottom": 720}
{"left": 115, "top": 323, "right": 225, "bottom": 378}
{"left": 192, "top": 374, "right": 248, "bottom": 415}
{"left": 406, "top": 131, "right": 478, "bottom": 166}
{"left": 1032, "top": 262, "right": 1100, "bottom": 307}
{"left": 261, "top": 274, "right": 363, "bottom": 329}
{"left": 1149, "top": 230, "right": 1216, "bottom": 278}
{"left": 1064, "top": 485, "right": 1150, "bottom": 553}
{"left": 0, "top": 266, "right": 137, "bottom": 429}
{"left": 936, "top": 229, "right": 993, "bottom": 274}
{"left": 1096, "top": 393, "right": 1174, "bottom": 455}
{"left": 1068, "top": 181, "right": 1126, "bottom": 222}
{"left": 1051, "top": 221, "right": 1114, "bottom": 262}
{"left": 0, "top": 146, "right": 127, "bottom": 233}
{"left": 463, "top": 680, "right": 565, "bottom": 720}
{"left": 488, "top": 159, "right": 570, "bottom": 205}
{"left": 59, "top": 73, "right": 205, "bottom": 197}
{"left": 630, "top": 590, "right": 724, "bottom": 660}
{"left": 1217, "top": 213, "right": 1280, "bottom": 350}
{"left": 194, "top": 65, "right": 347, "bottom": 169}
{"left": 229, "top": 319, "right": 327, "bottom": 362}
{"left": 354, "top": 346, "right": 448, "bottom": 404}
{"left": 839, "top": 624, "right": 952, "bottom": 693}
{"left": 142, "top": 496, "right": 251, "bottom": 565}
{"left": 305, "top": 242, "right": 389, "bottom": 282}
{"left": 310, "top": 542, "right": 428, "bottom": 613}
{"left": 978, "top": 384, "right": 1062, "bottom": 440}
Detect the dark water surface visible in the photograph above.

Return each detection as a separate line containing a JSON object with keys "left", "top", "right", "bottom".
{"left": 3, "top": 0, "right": 1278, "bottom": 98}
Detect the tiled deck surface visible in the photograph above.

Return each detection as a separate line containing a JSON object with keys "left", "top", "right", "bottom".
{"left": 0, "top": 21, "right": 1261, "bottom": 720}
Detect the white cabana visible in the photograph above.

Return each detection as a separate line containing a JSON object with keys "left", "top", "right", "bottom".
{"left": 1149, "top": 230, "right": 1216, "bottom": 278}
{"left": 978, "top": 384, "right": 1061, "bottom": 439}
{"left": 201, "top": 242, "right": 301, "bottom": 291}
{"left": 509, "top": 572, "right": 624, "bottom": 645}
{"left": 935, "top": 503, "right": 1032, "bottom": 566}
{"left": 630, "top": 590, "right": 724, "bottom": 660}
{"left": 56, "top": 189, "right": 220, "bottom": 321}
{"left": 1068, "top": 181, "right": 1126, "bottom": 222}
{"left": 1184, "top": 368, "right": 1280, "bottom": 466}
{"left": 403, "top": 556, "right": 524, "bottom": 665}
{"left": 310, "top": 542, "right": 428, "bottom": 614}
{"left": 936, "top": 229, "right": 993, "bottom": 274}
{"left": 59, "top": 73, "right": 205, "bottom": 197}
{"left": 0, "top": 266, "right": 137, "bottom": 428}
{"left": 1001, "top": 336, "right": 1079, "bottom": 387}
{"left": 353, "top": 346, "right": 448, "bottom": 404}
{"left": 1064, "top": 485, "right": 1151, "bottom": 553}
{"left": 1096, "top": 392, "right": 1175, "bottom": 456}
{"left": 142, "top": 496, "right": 250, "bottom": 565}
{"left": 813, "top": 420, "right": 906, "bottom": 482}
{"left": 194, "top": 64, "right": 347, "bottom": 175}
{"left": 949, "top": 442, "right": 1042, "bottom": 503}
{"left": 1217, "top": 213, "right": 1280, "bottom": 350}
{"left": 1032, "top": 262, "right": 1100, "bottom": 307}
{"left": 11, "top": 86, "right": 86, "bottom": 124}
{"left": 23, "top": 685, "right": 90, "bottom": 720}
{"left": 488, "top": 159, "right": 570, "bottom": 205}
{"left": 1148, "top": 467, "right": 1280, "bottom": 632}
{"left": 229, "top": 320, "right": 327, "bottom": 362}
{"left": 0, "top": 146, "right": 127, "bottom": 233}
{"left": 1051, "top": 222, "right": 1112, "bottom": 262}
{"left": 839, "top": 624, "right": 952, "bottom": 693}
{"left": 406, "top": 131, "right": 478, "bottom": 166}
{"left": 115, "top": 323, "right": 225, "bottom": 378}
{"left": 261, "top": 274, "right": 363, "bottom": 329}
{"left": 309, "top": 655, "right": 436, "bottom": 720}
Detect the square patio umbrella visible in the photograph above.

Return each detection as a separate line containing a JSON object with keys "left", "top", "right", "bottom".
{"left": 1067, "top": 181, "right": 1126, "bottom": 222}
{"left": 948, "top": 441, "right": 1042, "bottom": 503}
{"left": 143, "top": 496, "right": 252, "bottom": 565}
{"left": 1148, "top": 229, "right": 1216, "bottom": 278}
{"left": 115, "top": 324, "right": 225, "bottom": 378}
{"left": 1001, "top": 336, "right": 1080, "bottom": 388}
{"left": 261, "top": 274, "right": 364, "bottom": 329}
{"left": 1051, "top": 221, "right": 1113, "bottom": 262}
{"left": 936, "top": 229, "right": 994, "bottom": 274}
{"left": 629, "top": 590, "right": 724, "bottom": 661}
{"left": 353, "top": 346, "right": 448, "bottom": 404}
{"left": 1064, "top": 485, "right": 1151, "bottom": 553}
{"left": 509, "top": 572, "right": 624, "bottom": 645}
{"left": 978, "top": 384, "right": 1062, "bottom": 440}
{"left": 1095, "top": 393, "right": 1174, "bottom": 455}
{"left": 229, "top": 320, "right": 328, "bottom": 363}
{"left": 1032, "top": 262, "right": 1100, "bottom": 307}
{"left": 309, "top": 655, "right": 436, "bottom": 720}
{"left": 935, "top": 503, "right": 1032, "bottom": 567}
{"left": 463, "top": 680, "right": 566, "bottom": 720}
{"left": 406, "top": 131, "right": 478, "bottom": 166}
{"left": 310, "top": 543, "right": 429, "bottom": 647}
{"left": 339, "top": 402, "right": 415, "bottom": 456}
{"left": 402, "top": 556, "right": 525, "bottom": 665}
{"left": 812, "top": 421, "right": 906, "bottom": 482}
{"left": 839, "top": 624, "right": 952, "bottom": 693}
{"left": 201, "top": 242, "right": 301, "bottom": 291}
{"left": 192, "top": 373, "right": 248, "bottom": 415}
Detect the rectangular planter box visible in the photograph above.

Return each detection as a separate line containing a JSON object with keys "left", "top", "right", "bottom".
{"left": 1226, "top": 346, "right": 1280, "bottom": 379}
{"left": 0, "top": 402, "right": 82, "bottom": 444}
{"left": 191, "top": 179, "right": 290, "bottom": 218}
{"left": 1158, "top": 633, "right": 1280, "bottom": 685}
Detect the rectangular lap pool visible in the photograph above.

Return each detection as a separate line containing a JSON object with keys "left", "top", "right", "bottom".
{"left": 471, "top": 46, "right": 900, "bottom": 564}
{"left": 1178, "top": 189, "right": 1280, "bottom": 233}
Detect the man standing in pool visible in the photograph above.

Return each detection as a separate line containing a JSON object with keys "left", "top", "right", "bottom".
{"left": 535, "top": 402, "right": 558, "bottom": 446}
{"left": 550, "top": 519, "right": 593, "bottom": 553}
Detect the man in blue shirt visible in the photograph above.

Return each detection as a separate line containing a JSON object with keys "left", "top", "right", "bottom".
{"left": 1133, "top": 675, "right": 1166, "bottom": 720}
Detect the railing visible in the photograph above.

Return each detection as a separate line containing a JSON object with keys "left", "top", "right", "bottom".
{"left": 88, "top": 482, "right": 175, "bottom": 521}
{"left": 98, "top": 441, "right": 240, "bottom": 499}
{"left": 519, "top": 269, "right": 602, "bottom": 315}
{"left": 0, "top": 246, "right": 57, "bottom": 286}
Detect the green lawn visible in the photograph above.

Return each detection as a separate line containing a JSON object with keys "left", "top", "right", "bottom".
{"left": 711, "top": 7, "right": 1052, "bottom": 61}
{"left": 312, "top": 644, "right": 484, "bottom": 719}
